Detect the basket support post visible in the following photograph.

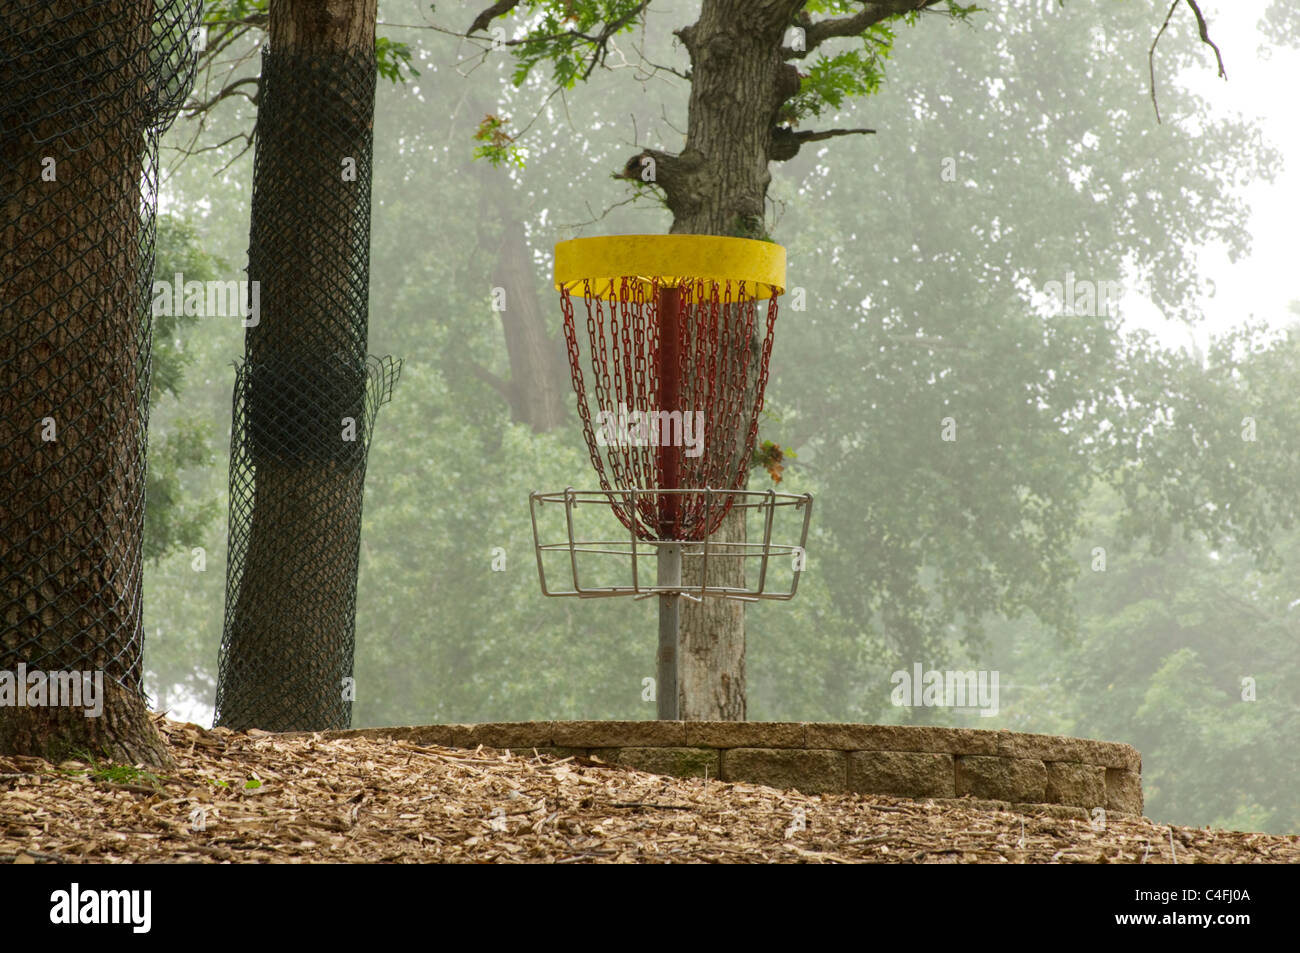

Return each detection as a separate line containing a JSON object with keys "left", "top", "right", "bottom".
{"left": 656, "top": 542, "right": 682, "bottom": 720}
{"left": 657, "top": 284, "right": 682, "bottom": 536}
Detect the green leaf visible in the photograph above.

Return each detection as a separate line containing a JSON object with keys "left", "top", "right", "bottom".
{"left": 376, "top": 36, "right": 420, "bottom": 84}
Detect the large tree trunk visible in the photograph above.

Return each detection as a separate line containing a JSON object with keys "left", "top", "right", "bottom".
{"left": 215, "top": 0, "right": 379, "bottom": 731}
{"left": 637, "top": 0, "right": 802, "bottom": 720}
{"left": 0, "top": 0, "right": 176, "bottom": 766}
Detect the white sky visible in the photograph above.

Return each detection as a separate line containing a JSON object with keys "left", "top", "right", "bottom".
{"left": 1130, "top": 0, "right": 1300, "bottom": 348}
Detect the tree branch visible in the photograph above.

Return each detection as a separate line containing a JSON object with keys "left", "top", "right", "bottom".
{"left": 464, "top": 0, "right": 650, "bottom": 79}
{"left": 785, "top": 0, "right": 945, "bottom": 58}
{"left": 468, "top": 0, "right": 524, "bottom": 36}
{"left": 771, "top": 126, "right": 876, "bottom": 161}
{"left": 617, "top": 147, "right": 702, "bottom": 185}
{"left": 582, "top": 1, "right": 652, "bottom": 80}
{"left": 207, "top": 11, "right": 267, "bottom": 29}
{"left": 201, "top": 22, "right": 255, "bottom": 64}
{"left": 1149, "top": 0, "right": 1227, "bottom": 124}
{"left": 182, "top": 75, "right": 259, "bottom": 117}
{"left": 1184, "top": 0, "right": 1228, "bottom": 78}
{"left": 800, "top": 126, "right": 876, "bottom": 141}
{"left": 468, "top": 361, "right": 513, "bottom": 403}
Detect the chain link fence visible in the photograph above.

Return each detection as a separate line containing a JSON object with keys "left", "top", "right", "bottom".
{"left": 213, "top": 47, "right": 399, "bottom": 732}
{"left": 1, "top": 0, "right": 200, "bottom": 692}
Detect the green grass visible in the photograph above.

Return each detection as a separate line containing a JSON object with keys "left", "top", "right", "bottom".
{"left": 62, "top": 749, "right": 167, "bottom": 790}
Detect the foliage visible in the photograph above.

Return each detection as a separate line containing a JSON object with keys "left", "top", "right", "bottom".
{"left": 787, "top": 29, "right": 893, "bottom": 122}
{"left": 1103, "top": 323, "right": 1300, "bottom": 568}
{"left": 202, "top": 0, "right": 420, "bottom": 83}
{"left": 478, "top": 0, "right": 980, "bottom": 155}
{"left": 1261, "top": 0, "right": 1300, "bottom": 47}
{"left": 376, "top": 36, "right": 419, "bottom": 83}
{"left": 201, "top": 0, "right": 265, "bottom": 26}
{"left": 66, "top": 751, "right": 168, "bottom": 790}
{"left": 500, "top": 0, "right": 651, "bottom": 89}
{"left": 151, "top": 214, "right": 223, "bottom": 401}
{"left": 473, "top": 113, "right": 526, "bottom": 167}
{"left": 144, "top": 0, "right": 1300, "bottom": 832}
{"left": 752, "top": 440, "right": 794, "bottom": 484}
{"left": 982, "top": 479, "right": 1300, "bottom": 833}
{"left": 144, "top": 215, "right": 222, "bottom": 565}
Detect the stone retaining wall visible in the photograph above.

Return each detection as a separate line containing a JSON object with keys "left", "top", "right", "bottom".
{"left": 314, "top": 721, "right": 1143, "bottom": 817}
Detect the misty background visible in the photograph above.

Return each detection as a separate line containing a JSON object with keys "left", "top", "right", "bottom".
{"left": 143, "top": 0, "right": 1300, "bottom": 834}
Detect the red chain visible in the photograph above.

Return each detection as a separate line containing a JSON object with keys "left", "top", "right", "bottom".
{"left": 560, "top": 277, "right": 779, "bottom": 541}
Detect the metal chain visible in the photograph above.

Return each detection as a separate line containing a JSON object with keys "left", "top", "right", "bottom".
{"left": 559, "top": 275, "right": 780, "bottom": 542}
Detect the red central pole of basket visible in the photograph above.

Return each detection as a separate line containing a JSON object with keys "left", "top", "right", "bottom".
{"left": 657, "top": 283, "right": 682, "bottom": 538}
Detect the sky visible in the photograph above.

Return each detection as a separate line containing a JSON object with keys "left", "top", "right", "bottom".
{"left": 1132, "top": 0, "right": 1300, "bottom": 348}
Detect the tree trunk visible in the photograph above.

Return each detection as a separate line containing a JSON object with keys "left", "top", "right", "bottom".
{"left": 215, "top": 0, "right": 379, "bottom": 731}
{"left": 0, "top": 0, "right": 175, "bottom": 767}
{"left": 490, "top": 224, "right": 568, "bottom": 431}
{"left": 637, "top": 0, "right": 802, "bottom": 720}
{"left": 446, "top": 98, "right": 569, "bottom": 432}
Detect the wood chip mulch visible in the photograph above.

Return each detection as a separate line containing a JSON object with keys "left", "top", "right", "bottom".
{"left": 1, "top": 716, "right": 1296, "bottom": 863}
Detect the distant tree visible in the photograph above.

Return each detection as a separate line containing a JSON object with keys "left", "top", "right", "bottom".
{"left": 1263, "top": 0, "right": 1300, "bottom": 47}
{"left": 145, "top": 215, "right": 222, "bottom": 564}
{"left": 148, "top": 1, "right": 1298, "bottom": 751}
{"left": 455, "top": 0, "right": 1235, "bottom": 720}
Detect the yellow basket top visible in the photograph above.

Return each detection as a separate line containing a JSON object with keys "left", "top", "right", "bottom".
{"left": 554, "top": 234, "right": 786, "bottom": 299}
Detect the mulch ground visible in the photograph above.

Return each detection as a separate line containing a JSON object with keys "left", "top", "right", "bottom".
{"left": 1, "top": 715, "right": 1295, "bottom": 864}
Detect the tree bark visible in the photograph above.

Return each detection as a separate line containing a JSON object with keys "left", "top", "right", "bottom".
{"left": 0, "top": 0, "right": 174, "bottom": 766}
{"left": 640, "top": 0, "right": 802, "bottom": 720}
{"left": 215, "top": 0, "right": 379, "bottom": 731}
{"left": 489, "top": 223, "right": 569, "bottom": 432}
{"left": 462, "top": 140, "right": 569, "bottom": 433}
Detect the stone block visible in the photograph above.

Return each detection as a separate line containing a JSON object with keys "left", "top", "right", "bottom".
{"left": 595, "top": 746, "right": 719, "bottom": 779}
{"left": 552, "top": 720, "right": 686, "bottom": 748}
{"left": 454, "top": 722, "right": 554, "bottom": 749}
{"left": 848, "top": 751, "right": 955, "bottom": 798}
{"left": 1043, "top": 762, "right": 1106, "bottom": 808}
{"left": 955, "top": 755, "right": 1047, "bottom": 802}
{"left": 1105, "top": 768, "right": 1144, "bottom": 815}
{"left": 685, "top": 722, "right": 806, "bottom": 748}
{"left": 721, "top": 748, "right": 846, "bottom": 794}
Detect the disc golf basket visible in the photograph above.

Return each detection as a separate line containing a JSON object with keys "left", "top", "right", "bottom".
{"left": 530, "top": 235, "right": 813, "bottom": 719}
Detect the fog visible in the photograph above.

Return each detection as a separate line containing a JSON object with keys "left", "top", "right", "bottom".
{"left": 142, "top": 0, "right": 1300, "bottom": 834}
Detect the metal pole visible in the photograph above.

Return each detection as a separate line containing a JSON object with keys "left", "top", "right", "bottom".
{"left": 657, "top": 542, "right": 681, "bottom": 720}
{"left": 657, "top": 284, "right": 682, "bottom": 536}
{"left": 656, "top": 283, "right": 683, "bottom": 720}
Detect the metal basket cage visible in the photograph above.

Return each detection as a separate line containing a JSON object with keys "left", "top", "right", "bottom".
{"left": 530, "top": 487, "right": 813, "bottom": 602}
